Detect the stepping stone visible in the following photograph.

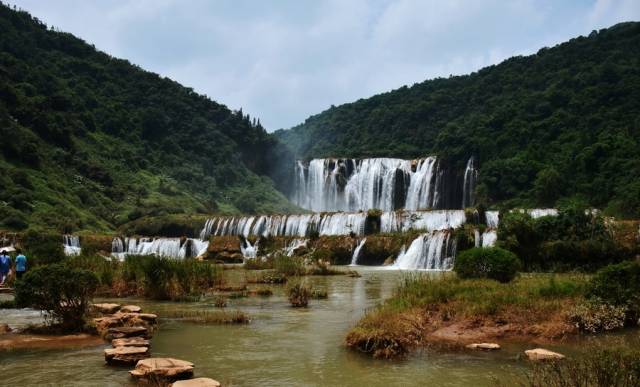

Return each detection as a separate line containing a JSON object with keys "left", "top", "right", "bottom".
{"left": 172, "top": 377, "right": 221, "bottom": 387}
{"left": 106, "top": 326, "right": 149, "bottom": 340}
{"left": 466, "top": 343, "right": 501, "bottom": 350}
{"left": 112, "top": 337, "right": 150, "bottom": 348}
{"left": 104, "top": 346, "right": 149, "bottom": 365}
{"left": 121, "top": 305, "right": 142, "bottom": 313}
{"left": 92, "top": 303, "right": 121, "bottom": 314}
{"left": 525, "top": 348, "right": 566, "bottom": 361}
{"left": 129, "top": 358, "right": 194, "bottom": 383}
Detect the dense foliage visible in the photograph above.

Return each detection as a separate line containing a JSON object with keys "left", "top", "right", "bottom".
{"left": 277, "top": 22, "right": 640, "bottom": 217}
{"left": 496, "top": 206, "right": 635, "bottom": 271}
{"left": 0, "top": 3, "right": 297, "bottom": 232}
{"left": 14, "top": 263, "right": 98, "bottom": 331}
{"left": 587, "top": 260, "right": 640, "bottom": 322}
{"left": 454, "top": 247, "right": 521, "bottom": 283}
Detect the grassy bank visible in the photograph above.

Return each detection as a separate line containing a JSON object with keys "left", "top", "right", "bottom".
{"left": 346, "top": 273, "right": 589, "bottom": 358}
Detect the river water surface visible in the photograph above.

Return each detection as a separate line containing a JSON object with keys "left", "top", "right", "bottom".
{"left": 1, "top": 268, "right": 638, "bottom": 386}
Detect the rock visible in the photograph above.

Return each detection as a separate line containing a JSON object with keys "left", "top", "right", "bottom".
{"left": 0, "top": 323, "right": 11, "bottom": 334}
{"left": 121, "top": 305, "right": 142, "bottom": 313}
{"left": 525, "top": 348, "right": 566, "bottom": 361}
{"left": 466, "top": 343, "right": 501, "bottom": 350}
{"left": 92, "top": 303, "right": 121, "bottom": 314}
{"left": 112, "top": 337, "right": 150, "bottom": 347}
{"left": 104, "top": 345, "right": 150, "bottom": 365}
{"left": 172, "top": 377, "right": 221, "bottom": 387}
{"left": 106, "top": 326, "right": 149, "bottom": 340}
{"left": 129, "top": 358, "right": 194, "bottom": 383}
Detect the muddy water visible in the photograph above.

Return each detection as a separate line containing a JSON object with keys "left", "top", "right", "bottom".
{"left": 1, "top": 268, "right": 638, "bottom": 386}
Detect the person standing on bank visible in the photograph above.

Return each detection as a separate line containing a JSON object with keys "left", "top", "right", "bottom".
{"left": 14, "top": 249, "right": 26, "bottom": 280}
{"left": 0, "top": 250, "right": 11, "bottom": 286}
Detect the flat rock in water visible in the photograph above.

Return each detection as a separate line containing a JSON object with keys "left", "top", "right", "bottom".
{"left": 466, "top": 343, "right": 501, "bottom": 350}
{"left": 112, "top": 337, "right": 150, "bottom": 347}
{"left": 129, "top": 357, "right": 194, "bottom": 382}
{"left": 106, "top": 326, "right": 149, "bottom": 340}
{"left": 92, "top": 303, "right": 121, "bottom": 314}
{"left": 172, "top": 377, "right": 221, "bottom": 387}
{"left": 104, "top": 346, "right": 149, "bottom": 365}
{"left": 121, "top": 305, "right": 142, "bottom": 313}
{"left": 525, "top": 348, "right": 565, "bottom": 361}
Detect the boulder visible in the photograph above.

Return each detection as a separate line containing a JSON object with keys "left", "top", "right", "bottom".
{"left": 525, "top": 348, "right": 566, "bottom": 361}
{"left": 92, "top": 303, "right": 121, "bottom": 314}
{"left": 0, "top": 323, "right": 11, "bottom": 334}
{"left": 129, "top": 358, "right": 194, "bottom": 383}
{"left": 112, "top": 337, "right": 150, "bottom": 348}
{"left": 106, "top": 326, "right": 149, "bottom": 340}
{"left": 121, "top": 305, "right": 142, "bottom": 313}
{"left": 104, "top": 346, "right": 150, "bottom": 365}
{"left": 466, "top": 343, "right": 501, "bottom": 350}
{"left": 172, "top": 378, "right": 221, "bottom": 387}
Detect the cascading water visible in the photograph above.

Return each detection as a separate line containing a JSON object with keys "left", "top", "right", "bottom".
{"left": 481, "top": 230, "right": 497, "bottom": 247}
{"left": 240, "top": 238, "right": 259, "bottom": 259}
{"left": 350, "top": 238, "right": 367, "bottom": 266}
{"left": 462, "top": 157, "right": 477, "bottom": 208}
{"left": 391, "top": 231, "right": 455, "bottom": 270}
{"left": 380, "top": 210, "right": 466, "bottom": 233}
{"left": 63, "top": 235, "right": 81, "bottom": 256}
{"left": 110, "top": 237, "right": 208, "bottom": 260}
{"left": 284, "top": 239, "right": 308, "bottom": 257}
{"left": 485, "top": 211, "right": 500, "bottom": 228}
{"left": 293, "top": 157, "right": 445, "bottom": 212}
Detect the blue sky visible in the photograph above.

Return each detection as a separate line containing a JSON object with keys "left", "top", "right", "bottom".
{"left": 9, "top": 0, "right": 640, "bottom": 131}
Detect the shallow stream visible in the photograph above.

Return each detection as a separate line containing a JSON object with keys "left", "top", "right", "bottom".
{"left": 1, "top": 268, "right": 638, "bottom": 386}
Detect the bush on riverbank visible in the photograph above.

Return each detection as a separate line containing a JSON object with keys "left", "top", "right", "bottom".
{"left": 15, "top": 264, "right": 98, "bottom": 331}
{"left": 526, "top": 348, "right": 640, "bottom": 387}
{"left": 159, "top": 309, "right": 249, "bottom": 324}
{"left": 454, "top": 247, "right": 521, "bottom": 283}
{"left": 497, "top": 207, "right": 634, "bottom": 272}
{"left": 586, "top": 260, "right": 640, "bottom": 323}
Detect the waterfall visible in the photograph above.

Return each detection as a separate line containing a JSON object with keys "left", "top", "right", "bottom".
{"left": 474, "top": 229, "right": 481, "bottom": 248}
{"left": 380, "top": 210, "right": 466, "bottom": 233}
{"left": 461, "top": 157, "right": 477, "bottom": 208}
{"left": 481, "top": 230, "right": 497, "bottom": 247}
{"left": 528, "top": 208, "right": 559, "bottom": 218}
{"left": 63, "top": 235, "right": 81, "bottom": 256}
{"left": 284, "top": 239, "right": 308, "bottom": 257}
{"left": 241, "top": 238, "right": 259, "bottom": 259}
{"left": 110, "top": 237, "right": 208, "bottom": 260}
{"left": 293, "top": 157, "right": 447, "bottom": 212}
{"left": 350, "top": 238, "right": 367, "bottom": 266}
{"left": 485, "top": 211, "right": 500, "bottom": 228}
{"left": 391, "top": 231, "right": 454, "bottom": 270}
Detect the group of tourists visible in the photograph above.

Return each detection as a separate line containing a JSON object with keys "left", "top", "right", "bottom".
{"left": 0, "top": 249, "right": 27, "bottom": 286}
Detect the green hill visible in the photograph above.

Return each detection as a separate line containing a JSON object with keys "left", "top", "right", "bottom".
{"left": 0, "top": 4, "right": 297, "bottom": 233}
{"left": 277, "top": 22, "right": 640, "bottom": 217}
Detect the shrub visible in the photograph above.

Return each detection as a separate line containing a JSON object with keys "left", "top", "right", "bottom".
{"left": 21, "top": 230, "right": 65, "bottom": 266}
{"left": 526, "top": 348, "right": 640, "bottom": 387}
{"left": 454, "top": 247, "right": 521, "bottom": 283}
{"left": 274, "top": 254, "right": 305, "bottom": 277}
{"left": 287, "top": 282, "right": 311, "bottom": 307}
{"left": 586, "top": 261, "right": 640, "bottom": 321}
{"left": 568, "top": 300, "right": 627, "bottom": 333}
{"left": 14, "top": 264, "right": 98, "bottom": 331}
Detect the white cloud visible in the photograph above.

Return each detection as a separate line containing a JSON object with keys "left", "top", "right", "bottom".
{"left": 8, "top": 0, "right": 640, "bottom": 130}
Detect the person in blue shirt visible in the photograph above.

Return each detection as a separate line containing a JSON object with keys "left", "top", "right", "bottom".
{"left": 14, "top": 249, "right": 27, "bottom": 280}
{"left": 0, "top": 250, "right": 11, "bottom": 286}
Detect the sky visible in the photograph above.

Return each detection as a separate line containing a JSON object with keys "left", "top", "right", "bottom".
{"left": 8, "top": 0, "right": 640, "bottom": 131}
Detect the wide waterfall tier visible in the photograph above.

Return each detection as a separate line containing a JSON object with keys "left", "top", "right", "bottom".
{"left": 111, "top": 237, "right": 209, "bottom": 260}
{"left": 292, "top": 157, "right": 475, "bottom": 212}
{"left": 199, "top": 210, "right": 467, "bottom": 239}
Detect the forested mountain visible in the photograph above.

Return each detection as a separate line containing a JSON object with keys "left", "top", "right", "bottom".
{"left": 277, "top": 22, "right": 640, "bottom": 217}
{"left": 0, "top": 3, "right": 297, "bottom": 232}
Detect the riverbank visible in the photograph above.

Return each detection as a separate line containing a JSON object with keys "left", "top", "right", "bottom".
{"left": 346, "top": 273, "right": 592, "bottom": 358}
